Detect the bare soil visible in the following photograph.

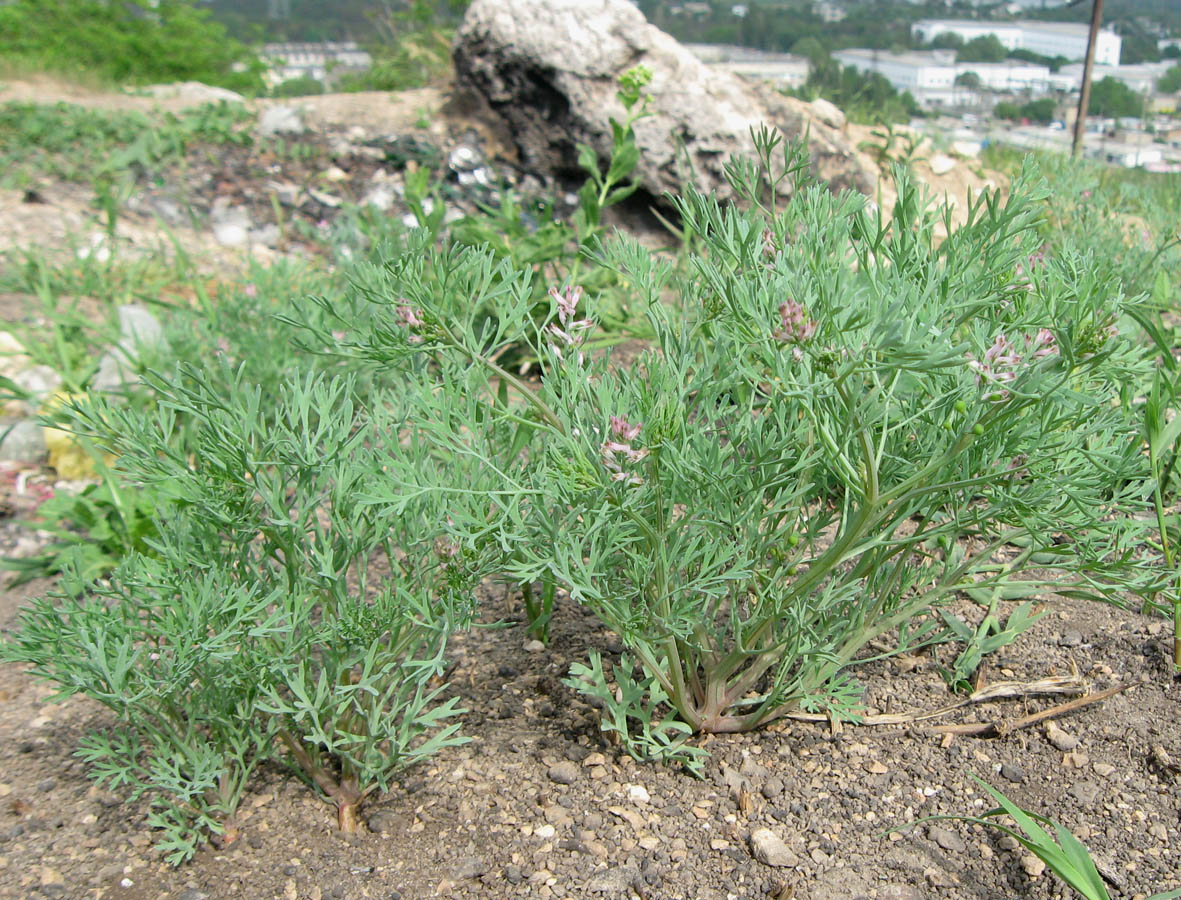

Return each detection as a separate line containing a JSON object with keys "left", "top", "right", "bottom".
{"left": 0, "top": 548, "right": 1177, "bottom": 900}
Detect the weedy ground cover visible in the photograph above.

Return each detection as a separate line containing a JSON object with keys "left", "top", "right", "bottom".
{"left": 0, "top": 100, "right": 253, "bottom": 192}
{"left": 0, "top": 117, "right": 1178, "bottom": 870}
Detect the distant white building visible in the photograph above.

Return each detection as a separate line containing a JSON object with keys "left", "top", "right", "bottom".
{"left": 260, "top": 42, "right": 372, "bottom": 87}
{"left": 832, "top": 49, "right": 959, "bottom": 107}
{"left": 953, "top": 61, "right": 1051, "bottom": 92}
{"left": 1101, "top": 143, "right": 1163, "bottom": 167}
{"left": 813, "top": 1, "right": 846, "bottom": 23}
{"left": 686, "top": 45, "right": 811, "bottom": 89}
{"left": 912, "top": 20, "right": 1122, "bottom": 66}
{"left": 833, "top": 49, "right": 1049, "bottom": 107}
{"left": 1056, "top": 61, "right": 1174, "bottom": 95}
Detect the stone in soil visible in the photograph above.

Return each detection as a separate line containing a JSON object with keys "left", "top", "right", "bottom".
{"left": 547, "top": 761, "right": 579, "bottom": 785}
{"left": 1046, "top": 723, "right": 1080, "bottom": 751}
{"left": 366, "top": 810, "right": 400, "bottom": 834}
{"left": 449, "top": 856, "right": 486, "bottom": 880}
{"left": 749, "top": 828, "right": 800, "bottom": 867}
{"left": 585, "top": 865, "right": 639, "bottom": 893}
{"left": 1000, "top": 762, "right": 1026, "bottom": 783}
{"left": 928, "top": 825, "right": 966, "bottom": 853}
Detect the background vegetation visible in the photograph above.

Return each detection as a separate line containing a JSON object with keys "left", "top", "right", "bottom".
{"left": 0, "top": 0, "right": 266, "bottom": 93}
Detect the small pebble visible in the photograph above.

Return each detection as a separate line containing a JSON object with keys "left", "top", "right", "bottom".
{"left": 749, "top": 828, "right": 799, "bottom": 867}
{"left": 627, "top": 784, "right": 650, "bottom": 805}
{"left": 928, "top": 826, "right": 966, "bottom": 853}
{"left": 1021, "top": 855, "right": 1047, "bottom": 878}
{"left": 1046, "top": 724, "right": 1079, "bottom": 752}
{"left": 762, "top": 777, "right": 785, "bottom": 799}
{"left": 547, "top": 762, "right": 579, "bottom": 785}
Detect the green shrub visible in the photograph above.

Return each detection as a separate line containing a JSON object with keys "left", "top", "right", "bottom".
{"left": 271, "top": 75, "right": 325, "bottom": 98}
{"left": 0, "top": 0, "right": 265, "bottom": 93}
{"left": 321, "top": 134, "right": 1151, "bottom": 769}
{"left": 2, "top": 368, "right": 494, "bottom": 860}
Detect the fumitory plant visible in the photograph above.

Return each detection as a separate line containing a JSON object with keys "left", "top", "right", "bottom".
{"left": 2, "top": 363, "right": 492, "bottom": 859}
{"left": 305, "top": 130, "right": 1150, "bottom": 768}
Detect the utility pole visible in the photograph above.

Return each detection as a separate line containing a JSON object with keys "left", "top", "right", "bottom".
{"left": 1071, "top": 0, "right": 1104, "bottom": 158}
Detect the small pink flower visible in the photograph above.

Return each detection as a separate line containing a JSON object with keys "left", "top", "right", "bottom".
{"left": 773, "top": 299, "right": 817, "bottom": 346}
{"left": 969, "top": 332, "right": 1032, "bottom": 401}
{"left": 1028, "top": 329, "right": 1057, "bottom": 360}
{"left": 547, "top": 285, "right": 592, "bottom": 365}
{"left": 550, "top": 285, "right": 584, "bottom": 325}
{"left": 396, "top": 305, "right": 424, "bottom": 328}
{"left": 600, "top": 415, "right": 646, "bottom": 486}
{"left": 243, "top": 283, "right": 258, "bottom": 298}
{"left": 762, "top": 228, "right": 778, "bottom": 260}
{"left": 395, "top": 304, "right": 426, "bottom": 344}
{"left": 610, "top": 416, "right": 642, "bottom": 442}
{"left": 983, "top": 333, "right": 1021, "bottom": 369}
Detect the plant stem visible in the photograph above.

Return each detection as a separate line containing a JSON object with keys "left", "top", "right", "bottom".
{"left": 434, "top": 320, "right": 566, "bottom": 434}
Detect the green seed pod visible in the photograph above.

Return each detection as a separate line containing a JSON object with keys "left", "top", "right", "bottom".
{"left": 787, "top": 533, "right": 801, "bottom": 548}
{"left": 786, "top": 566, "right": 798, "bottom": 576}
{"left": 954, "top": 400, "right": 967, "bottom": 414}
{"left": 972, "top": 423, "right": 985, "bottom": 435}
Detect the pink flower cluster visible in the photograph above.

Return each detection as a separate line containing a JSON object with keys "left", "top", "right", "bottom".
{"left": 601, "top": 415, "right": 647, "bottom": 486}
{"left": 762, "top": 228, "right": 778, "bottom": 260}
{"left": 396, "top": 303, "right": 426, "bottom": 344}
{"left": 773, "top": 300, "right": 817, "bottom": 360}
{"left": 968, "top": 329, "right": 1058, "bottom": 400}
{"left": 548, "top": 285, "right": 593, "bottom": 364}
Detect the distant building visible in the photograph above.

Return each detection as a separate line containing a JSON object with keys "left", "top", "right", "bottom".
{"left": 953, "top": 61, "right": 1051, "bottom": 93}
{"left": 686, "top": 44, "right": 811, "bottom": 89}
{"left": 1101, "top": 143, "right": 1163, "bottom": 168}
{"left": 912, "top": 20, "right": 1122, "bottom": 66}
{"left": 833, "top": 49, "right": 1049, "bottom": 107}
{"left": 260, "top": 42, "right": 372, "bottom": 87}
{"left": 1055, "top": 61, "right": 1174, "bottom": 95}
{"left": 813, "top": 1, "right": 846, "bottom": 23}
{"left": 832, "top": 49, "right": 959, "bottom": 107}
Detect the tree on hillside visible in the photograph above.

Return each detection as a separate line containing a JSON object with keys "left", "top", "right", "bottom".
{"left": 955, "top": 71, "right": 982, "bottom": 89}
{"left": 956, "top": 35, "right": 1008, "bottom": 63}
{"left": 1089, "top": 76, "right": 1144, "bottom": 117}
{"left": 1020, "top": 97, "right": 1057, "bottom": 123}
{"left": 0, "top": 0, "right": 264, "bottom": 92}
{"left": 790, "top": 36, "right": 829, "bottom": 65}
{"left": 1160, "top": 64, "right": 1181, "bottom": 94}
{"left": 929, "top": 32, "right": 964, "bottom": 50}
